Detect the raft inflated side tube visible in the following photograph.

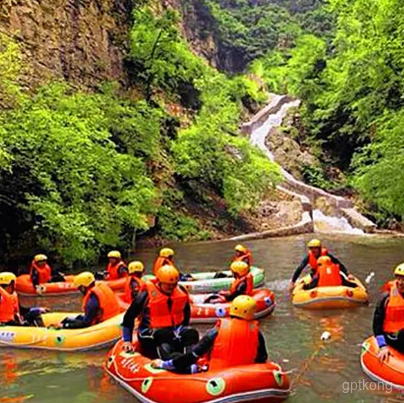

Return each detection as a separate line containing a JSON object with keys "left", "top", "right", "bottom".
{"left": 16, "top": 274, "right": 127, "bottom": 296}
{"left": 361, "top": 336, "right": 404, "bottom": 390}
{"left": 142, "top": 266, "right": 265, "bottom": 294}
{"left": 0, "top": 312, "right": 123, "bottom": 351}
{"left": 291, "top": 274, "right": 369, "bottom": 309}
{"left": 189, "top": 289, "right": 275, "bottom": 323}
{"left": 105, "top": 339, "right": 291, "bottom": 403}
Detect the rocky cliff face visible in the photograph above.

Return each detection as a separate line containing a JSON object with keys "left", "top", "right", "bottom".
{"left": 0, "top": 0, "right": 133, "bottom": 88}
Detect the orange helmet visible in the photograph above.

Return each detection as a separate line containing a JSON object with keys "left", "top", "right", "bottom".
{"left": 156, "top": 265, "right": 180, "bottom": 284}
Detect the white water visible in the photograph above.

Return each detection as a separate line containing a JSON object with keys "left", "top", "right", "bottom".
{"left": 250, "top": 94, "right": 365, "bottom": 234}
{"left": 312, "top": 209, "right": 364, "bottom": 235}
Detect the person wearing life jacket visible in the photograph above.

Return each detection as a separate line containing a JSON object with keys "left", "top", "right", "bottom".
{"left": 30, "top": 254, "right": 65, "bottom": 287}
{"left": 206, "top": 261, "right": 254, "bottom": 303}
{"left": 123, "top": 261, "right": 146, "bottom": 303}
{"left": 233, "top": 244, "right": 253, "bottom": 266}
{"left": 289, "top": 239, "right": 352, "bottom": 292}
{"left": 373, "top": 263, "right": 404, "bottom": 361}
{"left": 151, "top": 295, "right": 268, "bottom": 374}
{"left": 302, "top": 256, "right": 358, "bottom": 290}
{"left": 0, "top": 272, "right": 48, "bottom": 326}
{"left": 60, "top": 271, "right": 120, "bottom": 329}
{"left": 104, "top": 251, "right": 128, "bottom": 280}
{"left": 122, "top": 265, "right": 199, "bottom": 359}
{"left": 152, "top": 248, "right": 194, "bottom": 281}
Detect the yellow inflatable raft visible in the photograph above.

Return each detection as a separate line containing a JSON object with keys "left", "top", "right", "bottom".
{"left": 292, "top": 275, "right": 369, "bottom": 309}
{"left": 0, "top": 312, "right": 123, "bottom": 351}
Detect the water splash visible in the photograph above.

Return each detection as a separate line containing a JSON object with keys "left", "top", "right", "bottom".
{"left": 313, "top": 210, "right": 364, "bottom": 235}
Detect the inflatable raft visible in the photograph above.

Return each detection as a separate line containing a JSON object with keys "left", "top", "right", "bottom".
{"left": 189, "top": 289, "right": 276, "bottom": 323}
{"left": 291, "top": 275, "right": 369, "bottom": 309}
{"left": 143, "top": 266, "right": 265, "bottom": 294}
{"left": 0, "top": 312, "right": 123, "bottom": 351}
{"left": 105, "top": 339, "right": 290, "bottom": 403}
{"left": 16, "top": 274, "right": 127, "bottom": 296}
{"left": 361, "top": 336, "right": 404, "bottom": 390}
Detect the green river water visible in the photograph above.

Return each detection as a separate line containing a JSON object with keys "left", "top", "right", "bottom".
{"left": 1, "top": 234, "right": 404, "bottom": 403}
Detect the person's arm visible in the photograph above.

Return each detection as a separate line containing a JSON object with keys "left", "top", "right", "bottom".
{"left": 118, "top": 265, "right": 128, "bottom": 278}
{"left": 161, "top": 327, "right": 218, "bottom": 370}
{"left": 122, "top": 290, "right": 148, "bottom": 342}
{"left": 63, "top": 295, "right": 100, "bottom": 329}
{"left": 291, "top": 255, "right": 310, "bottom": 283}
{"left": 373, "top": 293, "right": 389, "bottom": 348}
{"left": 255, "top": 331, "right": 268, "bottom": 363}
{"left": 328, "top": 254, "right": 348, "bottom": 275}
{"left": 31, "top": 269, "right": 39, "bottom": 287}
{"left": 225, "top": 280, "right": 247, "bottom": 302}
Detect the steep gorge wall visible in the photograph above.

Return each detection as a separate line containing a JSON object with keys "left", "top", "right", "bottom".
{"left": 0, "top": 0, "right": 133, "bottom": 88}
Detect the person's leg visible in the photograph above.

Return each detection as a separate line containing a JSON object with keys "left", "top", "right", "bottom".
{"left": 385, "top": 330, "right": 404, "bottom": 354}
{"left": 49, "top": 273, "right": 65, "bottom": 283}
{"left": 302, "top": 276, "right": 318, "bottom": 290}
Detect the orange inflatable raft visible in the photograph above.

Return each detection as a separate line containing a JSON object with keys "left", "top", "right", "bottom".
{"left": 291, "top": 274, "right": 369, "bottom": 309}
{"left": 117, "top": 289, "right": 276, "bottom": 324}
{"left": 361, "top": 336, "right": 404, "bottom": 390}
{"left": 16, "top": 274, "right": 127, "bottom": 296}
{"left": 189, "top": 289, "right": 276, "bottom": 323}
{"left": 106, "top": 339, "right": 291, "bottom": 403}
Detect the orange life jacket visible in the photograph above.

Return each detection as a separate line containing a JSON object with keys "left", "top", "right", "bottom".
{"left": 30, "top": 262, "right": 52, "bottom": 284}
{"left": 383, "top": 282, "right": 404, "bottom": 333}
{"left": 82, "top": 282, "right": 120, "bottom": 325}
{"left": 234, "top": 251, "right": 253, "bottom": 266}
{"left": 145, "top": 281, "right": 189, "bottom": 328}
{"left": 317, "top": 262, "right": 342, "bottom": 287}
{"left": 209, "top": 318, "right": 259, "bottom": 371}
{"left": 0, "top": 287, "right": 19, "bottom": 323}
{"left": 124, "top": 276, "right": 145, "bottom": 303}
{"left": 308, "top": 248, "right": 329, "bottom": 275}
{"left": 152, "top": 256, "right": 173, "bottom": 276}
{"left": 106, "top": 260, "right": 127, "bottom": 280}
{"left": 230, "top": 273, "right": 254, "bottom": 296}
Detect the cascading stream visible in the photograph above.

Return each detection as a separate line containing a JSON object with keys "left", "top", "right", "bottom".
{"left": 249, "top": 95, "right": 364, "bottom": 234}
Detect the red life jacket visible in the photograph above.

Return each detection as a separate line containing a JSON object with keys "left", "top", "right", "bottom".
{"left": 234, "top": 251, "right": 253, "bottom": 266}
{"left": 230, "top": 273, "right": 254, "bottom": 296}
{"left": 383, "top": 282, "right": 404, "bottom": 333}
{"left": 30, "top": 262, "right": 52, "bottom": 284}
{"left": 144, "top": 281, "right": 189, "bottom": 328}
{"left": 317, "top": 262, "right": 342, "bottom": 287}
{"left": 0, "top": 287, "right": 19, "bottom": 323}
{"left": 124, "top": 276, "right": 145, "bottom": 303}
{"left": 308, "top": 248, "right": 329, "bottom": 275}
{"left": 209, "top": 318, "right": 259, "bottom": 371}
{"left": 106, "top": 260, "right": 127, "bottom": 280}
{"left": 152, "top": 257, "right": 173, "bottom": 276}
{"left": 82, "top": 282, "right": 120, "bottom": 325}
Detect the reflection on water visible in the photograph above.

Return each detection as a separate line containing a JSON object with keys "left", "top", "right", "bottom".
{"left": 2, "top": 234, "right": 404, "bottom": 402}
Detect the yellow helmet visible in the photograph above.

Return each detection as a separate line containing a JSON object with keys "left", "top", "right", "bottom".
{"left": 230, "top": 261, "right": 250, "bottom": 276}
{"left": 159, "top": 248, "right": 174, "bottom": 258}
{"left": 230, "top": 295, "right": 257, "bottom": 320}
{"left": 108, "top": 250, "right": 121, "bottom": 259}
{"left": 128, "top": 261, "right": 144, "bottom": 274}
{"left": 394, "top": 263, "right": 404, "bottom": 277}
{"left": 156, "top": 265, "right": 179, "bottom": 284}
{"left": 308, "top": 239, "right": 322, "bottom": 248}
{"left": 234, "top": 244, "right": 247, "bottom": 253}
{"left": 73, "top": 271, "right": 95, "bottom": 288}
{"left": 34, "top": 254, "right": 48, "bottom": 262}
{"left": 317, "top": 256, "right": 332, "bottom": 267}
{"left": 0, "top": 272, "right": 17, "bottom": 286}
